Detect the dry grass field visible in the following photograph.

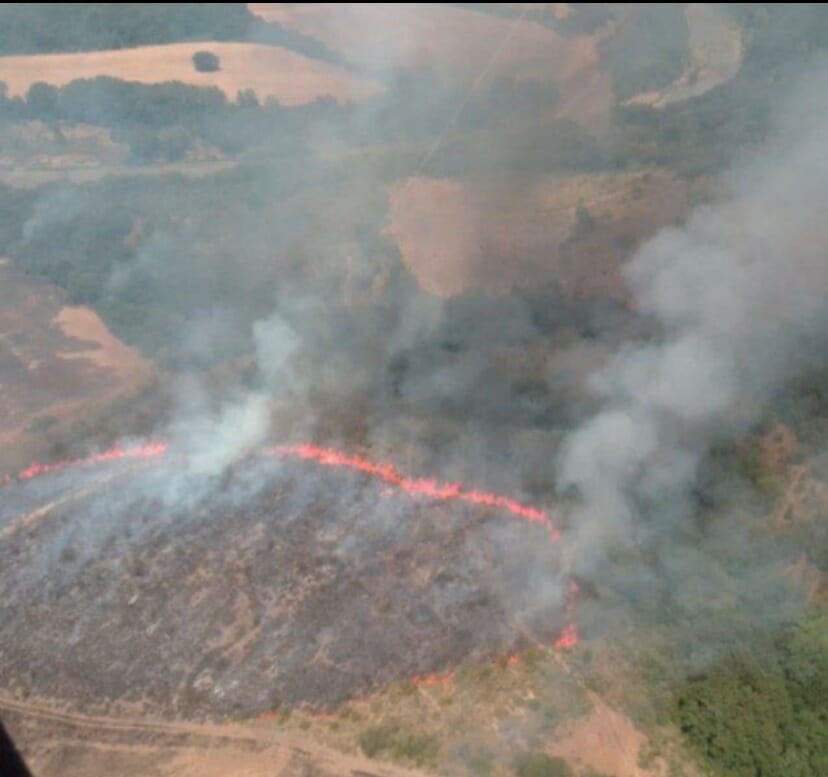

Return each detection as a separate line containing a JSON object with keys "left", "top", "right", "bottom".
{"left": 386, "top": 171, "right": 699, "bottom": 300}
{"left": 0, "top": 41, "right": 382, "bottom": 105}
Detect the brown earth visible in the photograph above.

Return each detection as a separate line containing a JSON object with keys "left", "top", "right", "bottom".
{"left": 0, "top": 41, "right": 382, "bottom": 105}
{"left": 0, "top": 261, "right": 155, "bottom": 473}
{"left": 549, "top": 691, "right": 665, "bottom": 777}
{"left": 0, "top": 692, "right": 430, "bottom": 777}
{"left": 773, "top": 458, "right": 828, "bottom": 535}
{"left": 386, "top": 171, "right": 700, "bottom": 300}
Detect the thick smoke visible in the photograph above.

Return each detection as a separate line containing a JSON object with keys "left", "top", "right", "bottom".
{"left": 558, "top": 71, "right": 828, "bottom": 574}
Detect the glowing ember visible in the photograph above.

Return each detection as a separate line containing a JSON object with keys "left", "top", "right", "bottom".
{"left": 271, "top": 444, "right": 557, "bottom": 539}
{"left": 411, "top": 669, "right": 455, "bottom": 688}
{"left": 11, "top": 443, "right": 555, "bottom": 541}
{"left": 564, "top": 580, "right": 580, "bottom": 613}
{"left": 13, "top": 442, "right": 168, "bottom": 481}
{"left": 553, "top": 624, "right": 579, "bottom": 649}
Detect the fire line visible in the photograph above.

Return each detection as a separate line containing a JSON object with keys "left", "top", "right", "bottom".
{"left": 6, "top": 440, "right": 577, "bottom": 650}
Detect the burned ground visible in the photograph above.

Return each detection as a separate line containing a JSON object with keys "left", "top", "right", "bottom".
{"left": 0, "top": 456, "right": 564, "bottom": 718}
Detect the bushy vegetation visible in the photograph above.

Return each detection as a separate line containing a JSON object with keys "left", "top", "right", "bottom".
{"left": 599, "top": 5, "right": 689, "bottom": 101}
{"left": 674, "top": 615, "right": 828, "bottom": 777}
{"left": 0, "top": 76, "right": 335, "bottom": 162}
{"left": 0, "top": 4, "right": 251, "bottom": 54}
{"left": 610, "top": 4, "right": 828, "bottom": 177}
{"left": 0, "top": 65, "right": 572, "bottom": 168}
{"left": 192, "top": 50, "right": 220, "bottom": 73}
{"left": 359, "top": 721, "right": 441, "bottom": 767}
{"left": 0, "top": 4, "right": 348, "bottom": 66}
{"left": 513, "top": 752, "right": 570, "bottom": 777}
{"left": 0, "top": 153, "right": 402, "bottom": 365}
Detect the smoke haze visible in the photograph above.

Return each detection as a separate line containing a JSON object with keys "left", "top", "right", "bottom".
{"left": 559, "top": 73, "right": 828, "bottom": 576}
{"left": 2, "top": 7, "right": 828, "bottom": 773}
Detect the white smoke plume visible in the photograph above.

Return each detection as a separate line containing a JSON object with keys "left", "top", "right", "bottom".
{"left": 558, "top": 71, "right": 828, "bottom": 574}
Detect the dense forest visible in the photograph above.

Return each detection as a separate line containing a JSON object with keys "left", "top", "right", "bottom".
{"left": 675, "top": 616, "right": 828, "bottom": 777}
{"left": 0, "top": 3, "right": 344, "bottom": 64}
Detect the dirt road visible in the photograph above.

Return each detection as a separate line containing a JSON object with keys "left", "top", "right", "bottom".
{"left": 0, "top": 692, "right": 426, "bottom": 777}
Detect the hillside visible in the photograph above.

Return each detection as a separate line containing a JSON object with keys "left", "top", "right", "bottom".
{"left": 0, "top": 260, "right": 154, "bottom": 474}
{"left": 0, "top": 5, "right": 827, "bottom": 777}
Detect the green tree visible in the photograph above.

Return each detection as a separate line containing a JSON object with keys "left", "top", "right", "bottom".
{"left": 192, "top": 50, "right": 220, "bottom": 72}
{"left": 26, "top": 81, "right": 59, "bottom": 120}
{"left": 514, "top": 752, "right": 570, "bottom": 777}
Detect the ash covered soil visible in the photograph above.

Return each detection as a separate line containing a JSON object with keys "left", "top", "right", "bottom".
{"left": 0, "top": 456, "right": 564, "bottom": 717}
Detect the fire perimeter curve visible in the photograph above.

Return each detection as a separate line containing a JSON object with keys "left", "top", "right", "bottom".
{"left": 5, "top": 441, "right": 578, "bottom": 650}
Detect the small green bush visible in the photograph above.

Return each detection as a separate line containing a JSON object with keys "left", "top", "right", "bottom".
{"left": 390, "top": 732, "right": 441, "bottom": 766}
{"left": 514, "top": 752, "right": 570, "bottom": 777}
{"left": 465, "top": 747, "right": 494, "bottom": 777}
{"left": 359, "top": 722, "right": 400, "bottom": 757}
{"left": 359, "top": 722, "right": 440, "bottom": 766}
{"left": 192, "top": 50, "right": 220, "bottom": 73}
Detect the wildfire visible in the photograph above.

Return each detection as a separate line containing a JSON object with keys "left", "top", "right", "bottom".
{"left": 11, "top": 442, "right": 168, "bottom": 482}
{"left": 554, "top": 580, "right": 580, "bottom": 649}
{"left": 553, "top": 624, "right": 579, "bottom": 650}
{"left": 270, "top": 444, "right": 558, "bottom": 539}
{"left": 8, "top": 440, "right": 579, "bottom": 654}
{"left": 410, "top": 669, "right": 455, "bottom": 688}
{"left": 11, "top": 443, "right": 554, "bottom": 538}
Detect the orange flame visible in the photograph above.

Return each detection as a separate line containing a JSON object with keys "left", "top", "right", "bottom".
{"left": 411, "top": 669, "right": 455, "bottom": 688}
{"left": 553, "top": 624, "right": 579, "bottom": 649}
{"left": 14, "top": 442, "right": 168, "bottom": 481}
{"left": 271, "top": 444, "right": 557, "bottom": 539}
{"left": 9, "top": 441, "right": 579, "bottom": 657}
{"left": 12, "top": 442, "right": 556, "bottom": 541}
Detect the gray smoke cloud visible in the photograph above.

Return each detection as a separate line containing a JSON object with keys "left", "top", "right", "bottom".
{"left": 22, "top": 186, "right": 89, "bottom": 243}
{"left": 557, "top": 69, "right": 828, "bottom": 574}
{"left": 162, "top": 310, "right": 303, "bottom": 479}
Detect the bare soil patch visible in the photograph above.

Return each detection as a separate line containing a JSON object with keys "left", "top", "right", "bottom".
{"left": 549, "top": 693, "right": 664, "bottom": 777}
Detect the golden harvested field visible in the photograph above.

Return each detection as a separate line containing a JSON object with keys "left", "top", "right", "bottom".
{"left": 387, "top": 171, "right": 699, "bottom": 300}
{"left": 0, "top": 41, "right": 382, "bottom": 105}
{"left": 249, "top": 3, "right": 613, "bottom": 131}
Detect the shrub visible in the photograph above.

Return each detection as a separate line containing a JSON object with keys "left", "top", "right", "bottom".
{"left": 192, "top": 50, "right": 220, "bottom": 73}
{"left": 575, "top": 203, "right": 596, "bottom": 233}
{"left": 359, "top": 722, "right": 400, "bottom": 757}
{"left": 359, "top": 722, "right": 441, "bottom": 767}
{"left": 390, "top": 732, "right": 441, "bottom": 766}
{"left": 464, "top": 747, "right": 494, "bottom": 777}
{"left": 514, "top": 752, "right": 571, "bottom": 777}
